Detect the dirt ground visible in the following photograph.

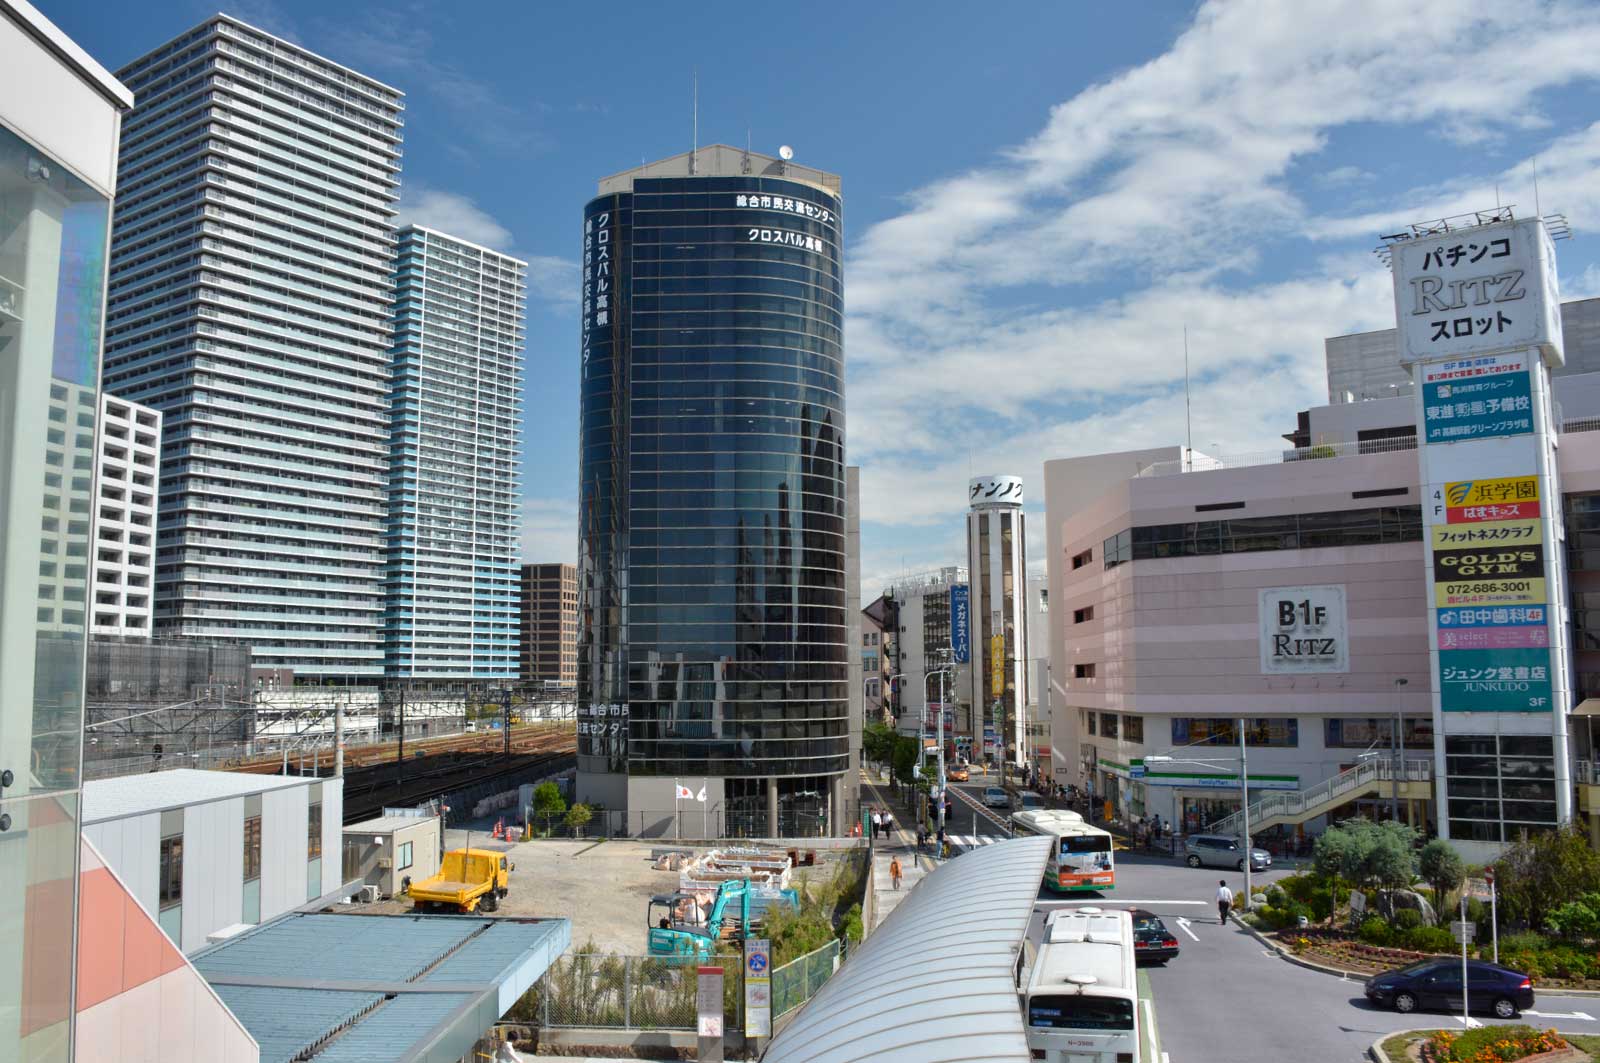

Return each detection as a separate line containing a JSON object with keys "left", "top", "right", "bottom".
{"left": 344, "top": 832, "right": 849, "bottom": 956}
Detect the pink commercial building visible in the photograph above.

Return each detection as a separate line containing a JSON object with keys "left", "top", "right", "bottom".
{"left": 1044, "top": 307, "right": 1600, "bottom": 854}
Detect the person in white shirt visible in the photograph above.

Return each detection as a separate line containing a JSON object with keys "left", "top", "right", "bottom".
{"left": 1216, "top": 880, "right": 1234, "bottom": 924}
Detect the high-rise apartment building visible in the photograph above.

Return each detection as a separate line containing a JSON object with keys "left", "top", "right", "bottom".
{"left": 0, "top": 3, "right": 131, "bottom": 1058}
{"left": 576, "top": 146, "right": 853, "bottom": 836}
{"left": 89, "top": 392, "right": 161, "bottom": 634}
{"left": 519, "top": 563, "right": 577, "bottom": 689}
{"left": 103, "top": 16, "right": 404, "bottom": 680}
{"left": 385, "top": 226, "right": 525, "bottom": 680}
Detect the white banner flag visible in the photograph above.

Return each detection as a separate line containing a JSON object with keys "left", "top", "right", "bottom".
{"left": 676, "top": 783, "right": 694, "bottom": 800}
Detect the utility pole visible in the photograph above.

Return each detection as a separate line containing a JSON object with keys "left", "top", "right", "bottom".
{"left": 1392, "top": 677, "right": 1409, "bottom": 823}
{"left": 1239, "top": 716, "right": 1253, "bottom": 910}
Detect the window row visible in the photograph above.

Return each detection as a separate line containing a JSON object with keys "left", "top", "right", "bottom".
{"left": 1103, "top": 506, "right": 1423, "bottom": 568}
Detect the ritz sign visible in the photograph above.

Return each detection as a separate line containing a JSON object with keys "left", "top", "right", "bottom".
{"left": 1259, "top": 585, "right": 1349, "bottom": 674}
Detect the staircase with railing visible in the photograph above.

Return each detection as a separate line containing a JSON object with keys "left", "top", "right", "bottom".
{"left": 1209, "top": 757, "right": 1433, "bottom": 838}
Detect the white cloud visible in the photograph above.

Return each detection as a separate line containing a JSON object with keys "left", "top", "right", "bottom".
{"left": 396, "top": 186, "right": 513, "bottom": 249}
{"left": 525, "top": 255, "right": 580, "bottom": 309}
{"left": 520, "top": 497, "right": 577, "bottom": 565}
{"left": 1316, "top": 165, "right": 1373, "bottom": 187}
{"left": 846, "top": 0, "right": 1600, "bottom": 539}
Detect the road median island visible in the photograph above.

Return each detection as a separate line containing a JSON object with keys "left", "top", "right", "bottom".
{"left": 1370, "top": 1027, "right": 1594, "bottom": 1063}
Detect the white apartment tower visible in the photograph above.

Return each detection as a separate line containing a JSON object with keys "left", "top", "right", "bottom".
{"left": 102, "top": 16, "right": 404, "bottom": 679}
{"left": 385, "top": 226, "right": 526, "bottom": 680}
{"left": 90, "top": 393, "right": 161, "bottom": 634}
{"left": 967, "top": 474, "right": 1029, "bottom": 768}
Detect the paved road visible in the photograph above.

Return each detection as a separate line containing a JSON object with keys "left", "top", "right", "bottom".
{"left": 921, "top": 780, "right": 1600, "bottom": 1063}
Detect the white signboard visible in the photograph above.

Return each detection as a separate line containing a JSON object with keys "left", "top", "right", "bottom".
{"left": 1391, "top": 216, "right": 1563, "bottom": 366}
{"left": 1259, "top": 585, "right": 1348, "bottom": 674}
{"left": 1451, "top": 920, "right": 1477, "bottom": 943}
{"left": 697, "top": 965, "right": 724, "bottom": 1038}
{"left": 744, "top": 939, "right": 771, "bottom": 1037}
{"left": 969, "top": 474, "right": 1023, "bottom": 509}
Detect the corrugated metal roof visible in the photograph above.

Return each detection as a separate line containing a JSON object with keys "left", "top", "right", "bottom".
{"left": 211, "top": 986, "right": 382, "bottom": 1063}
{"left": 344, "top": 815, "right": 440, "bottom": 834}
{"left": 764, "top": 835, "right": 1051, "bottom": 1063}
{"left": 424, "top": 921, "right": 567, "bottom": 984}
{"left": 195, "top": 913, "right": 571, "bottom": 1063}
{"left": 83, "top": 768, "right": 310, "bottom": 823}
{"left": 309, "top": 992, "right": 473, "bottom": 1063}
{"left": 195, "top": 914, "right": 475, "bottom": 983}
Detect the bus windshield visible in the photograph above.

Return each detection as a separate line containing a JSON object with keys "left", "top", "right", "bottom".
{"left": 1062, "top": 835, "right": 1111, "bottom": 854}
{"left": 1027, "top": 994, "right": 1136, "bottom": 1031}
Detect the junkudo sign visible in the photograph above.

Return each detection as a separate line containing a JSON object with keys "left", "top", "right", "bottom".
{"left": 1259, "top": 585, "right": 1348, "bottom": 674}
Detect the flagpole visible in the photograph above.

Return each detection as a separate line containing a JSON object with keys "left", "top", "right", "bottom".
{"left": 675, "top": 779, "right": 681, "bottom": 841}
{"left": 702, "top": 778, "right": 709, "bottom": 839}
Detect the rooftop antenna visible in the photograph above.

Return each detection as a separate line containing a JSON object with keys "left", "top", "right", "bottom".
{"left": 1183, "top": 325, "right": 1194, "bottom": 463}
{"left": 742, "top": 126, "right": 752, "bottom": 174}
{"left": 690, "top": 68, "right": 698, "bottom": 175}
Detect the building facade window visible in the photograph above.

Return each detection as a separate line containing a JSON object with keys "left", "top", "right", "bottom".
{"left": 1170, "top": 717, "right": 1299, "bottom": 748}
{"left": 1325, "top": 717, "right": 1434, "bottom": 749}
{"left": 1071, "top": 549, "right": 1092, "bottom": 570}
{"left": 243, "top": 815, "right": 262, "bottom": 881}
{"left": 1074, "top": 663, "right": 1096, "bottom": 679}
{"left": 1101, "top": 713, "right": 1119, "bottom": 739}
{"left": 1073, "top": 606, "right": 1094, "bottom": 624}
{"left": 398, "top": 841, "right": 413, "bottom": 870}
{"left": 1103, "top": 505, "right": 1422, "bottom": 569}
{"left": 1445, "top": 734, "right": 1557, "bottom": 842}
{"left": 307, "top": 803, "right": 322, "bottom": 858}
{"left": 159, "top": 835, "right": 183, "bottom": 909}
{"left": 1086, "top": 711, "right": 1097, "bottom": 736}
{"left": 1124, "top": 715, "right": 1144, "bottom": 743}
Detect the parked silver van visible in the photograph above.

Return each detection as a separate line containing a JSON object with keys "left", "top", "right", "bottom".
{"left": 1183, "top": 833, "right": 1272, "bottom": 871}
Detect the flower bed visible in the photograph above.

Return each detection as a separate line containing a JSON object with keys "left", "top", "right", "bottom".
{"left": 1425, "top": 1027, "right": 1571, "bottom": 1063}
{"left": 1277, "top": 928, "right": 1432, "bottom": 973}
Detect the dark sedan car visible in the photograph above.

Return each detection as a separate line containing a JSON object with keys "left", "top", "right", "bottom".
{"left": 1128, "top": 908, "right": 1180, "bottom": 965}
{"left": 1364, "top": 959, "right": 1533, "bottom": 1019}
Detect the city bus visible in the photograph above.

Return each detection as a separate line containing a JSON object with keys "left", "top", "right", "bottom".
{"left": 1011, "top": 808, "right": 1115, "bottom": 892}
{"left": 1022, "top": 908, "right": 1141, "bottom": 1063}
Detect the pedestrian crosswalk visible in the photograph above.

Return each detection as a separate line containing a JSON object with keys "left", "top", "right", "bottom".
{"left": 950, "top": 833, "right": 1005, "bottom": 851}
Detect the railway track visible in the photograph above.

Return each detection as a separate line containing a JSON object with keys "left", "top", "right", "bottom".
{"left": 228, "top": 722, "right": 572, "bottom": 775}
{"left": 339, "top": 744, "right": 576, "bottom": 824}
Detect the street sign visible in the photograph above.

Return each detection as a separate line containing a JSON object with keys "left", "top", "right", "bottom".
{"left": 1349, "top": 891, "right": 1366, "bottom": 915}
{"left": 1452, "top": 920, "right": 1477, "bottom": 943}
{"left": 697, "top": 965, "right": 724, "bottom": 1041}
{"left": 1465, "top": 877, "right": 1493, "bottom": 902}
{"left": 744, "top": 939, "right": 771, "bottom": 1038}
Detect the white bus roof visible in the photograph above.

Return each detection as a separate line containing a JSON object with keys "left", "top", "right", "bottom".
{"left": 1012, "top": 808, "right": 1092, "bottom": 832}
{"left": 1031, "top": 910, "right": 1134, "bottom": 993}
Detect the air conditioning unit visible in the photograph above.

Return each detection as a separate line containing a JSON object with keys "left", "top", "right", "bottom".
{"left": 357, "top": 885, "right": 380, "bottom": 903}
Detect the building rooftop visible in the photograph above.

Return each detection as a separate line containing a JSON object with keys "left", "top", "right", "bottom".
{"left": 764, "top": 835, "right": 1050, "bottom": 1063}
{"left": 193, "top": 913, "right": 570, "bottom": 1063}
{"left": 597, "top": 144, "right": 842, "bottom": 197}
{"left": 344, "top": 815, "right": 439, "bottom": 835}
{"left": 83, "top": 768, "right": 314, "bottom": 823}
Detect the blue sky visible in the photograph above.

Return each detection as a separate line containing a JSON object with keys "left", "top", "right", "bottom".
{"left": 43, "top": 0, "right": 1600, "bottom": 594}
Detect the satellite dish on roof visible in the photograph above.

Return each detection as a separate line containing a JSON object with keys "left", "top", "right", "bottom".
{"left": 778, "top": 145, "right": 794, "bottom": 161}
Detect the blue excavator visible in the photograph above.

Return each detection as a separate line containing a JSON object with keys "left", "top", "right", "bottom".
{"left": 646, "top": 878, "right": 799, "bottom": 961}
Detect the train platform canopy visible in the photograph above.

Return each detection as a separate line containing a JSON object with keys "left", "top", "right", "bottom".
{"left": 764, "top": 835, "right": 1051, "bottom": 1063}
{"left": 191, "top": 912, "right": 570, "bottom": 1063}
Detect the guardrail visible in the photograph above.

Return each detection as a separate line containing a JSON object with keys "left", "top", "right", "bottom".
{"left": 772, "top": 939, "right": 842, "bottom": 1019}
{"left": 1210, "top": 758, "right": 1432, "bottom": 837}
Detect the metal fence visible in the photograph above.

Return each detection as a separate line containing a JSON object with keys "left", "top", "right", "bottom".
{"left": 771, "top": 939, "right": 840, "bottom": 1018}
{"left": 530, "top": 953, "right": 742, "bottom": 1031}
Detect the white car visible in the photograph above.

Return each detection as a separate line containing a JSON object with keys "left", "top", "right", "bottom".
{"left": 982, "top": 786, "right": 1009, "bottom": 808}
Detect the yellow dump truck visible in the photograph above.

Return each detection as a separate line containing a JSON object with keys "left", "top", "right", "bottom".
{"left": 410, "top": 848, "right": 511, "bottom": 913}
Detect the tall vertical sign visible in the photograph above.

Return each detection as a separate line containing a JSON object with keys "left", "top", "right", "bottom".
{"left": 1398, "top": 216, "right": 1572, "bottom": 844}
{"left": 950, "top": 583, "right": 970, "bottom": 664}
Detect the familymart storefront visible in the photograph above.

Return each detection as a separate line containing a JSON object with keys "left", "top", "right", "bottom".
{"left": 1108, "top": 758, "right": 1301, "bottom": 834}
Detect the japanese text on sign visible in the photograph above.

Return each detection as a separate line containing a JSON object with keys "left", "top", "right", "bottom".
{"left": 1431, "top": 519, "right": 1541, "bottom": 547}
{"left": 1439, "top": 648, "right": 1553, "bottom": 712}
{"left": 734, "top": 194, "right": 833, "bottom": 226}
{"left": 747, "top": 228, "right": 826, "bottom": 252}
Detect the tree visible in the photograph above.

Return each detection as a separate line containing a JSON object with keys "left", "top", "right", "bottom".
{"left": 1311, "top": 818, "right": 1418, "bottom": 894}
{"left": 1418, "top": 839, "right": 1465, "bottom": 924}
{"left": 564, "top": 802, "right": 593, "bottom": 838}
{"left": 532, "top": 781, "right": 566, "bottom": 836}
{"left": 1495, "top": 825, "right": 1600, "bottom": 930}
{"left": 891, "top": 734, "right": 919, "bottom": 785}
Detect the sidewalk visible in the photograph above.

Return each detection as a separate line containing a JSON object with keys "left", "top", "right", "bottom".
{"left": 859, "top": 768, "right": 938, "bottom": 929}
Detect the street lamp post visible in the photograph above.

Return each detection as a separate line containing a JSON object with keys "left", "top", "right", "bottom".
{"left": 925, "top": 668, "right": 953, "bottom": 841}
{"left": 1392, "top": 677, "right": 1409, "bottom": 823}
{"left": 1146, "top": 716, "right": 1257, "bottom": 910}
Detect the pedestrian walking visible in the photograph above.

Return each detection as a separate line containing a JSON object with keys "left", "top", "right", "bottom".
{"left": 1216, "top": 879, "right": 1234, "bottom": 925}
{"left": 889, "top": 856, "right": 903, "bottom": 890}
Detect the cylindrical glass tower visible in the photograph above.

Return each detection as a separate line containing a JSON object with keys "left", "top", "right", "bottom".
{"left": 577, "top": 149, "right": 847, "bottom": 834}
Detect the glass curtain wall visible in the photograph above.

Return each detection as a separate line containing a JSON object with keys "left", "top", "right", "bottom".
{"left": 0, "top": 119, "right": 113, "bottom": 1063}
